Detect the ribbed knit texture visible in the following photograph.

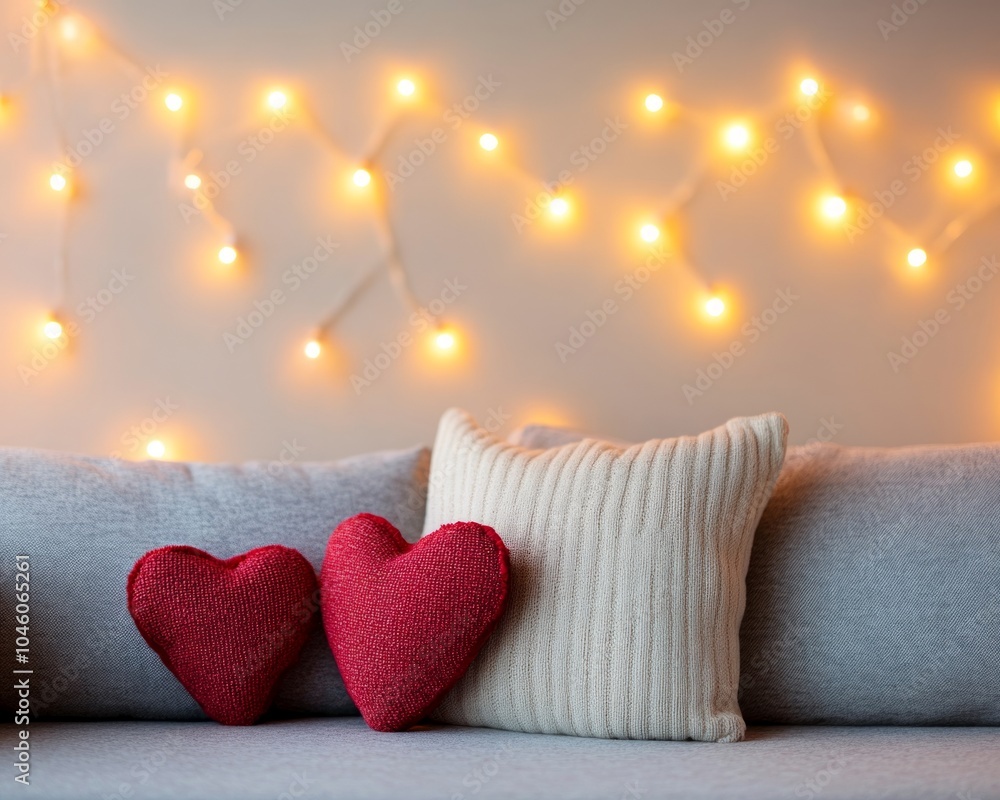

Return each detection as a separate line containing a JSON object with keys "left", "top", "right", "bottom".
{"left": 511, "top": 424, "right": 1000, "bottom": 727}
{"left": 423, "top": 409, "right": 788, "bottom": 742}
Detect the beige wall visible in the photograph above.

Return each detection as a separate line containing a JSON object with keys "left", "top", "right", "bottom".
{"left": 2, "top": 0, "right": 999, "bottom": 463}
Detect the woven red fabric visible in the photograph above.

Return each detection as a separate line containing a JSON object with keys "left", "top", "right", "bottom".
{"left": 127, "top": 545, "right": 318, "bottom": 725}
{"left": 321, "top": 514, "right": 509, "bottom": 732}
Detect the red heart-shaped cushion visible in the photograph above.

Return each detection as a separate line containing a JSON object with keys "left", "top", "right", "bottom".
{"left": 127, "top": 545, "right": 318, "bottom": 725}
{"left": 321, "top": 513, "right": 509, "bottom": 732}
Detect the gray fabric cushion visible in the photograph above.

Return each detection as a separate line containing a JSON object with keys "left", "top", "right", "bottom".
{"left": 508, "top": 425, "right": 1000, "bottom": 726}
{"left": 0, "top": 447, "right": 429, "bottom": 720}
{"left": 6, "top": 718, "right": 999, "bottom": 799}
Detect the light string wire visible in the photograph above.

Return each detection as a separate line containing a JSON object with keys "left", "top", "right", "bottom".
{"left": 4, "top": 9, "right": 999, "bottom": 350}
{"left": 39, "top": 19, "right": 71, "bottom": 324}
{"left": 10, "top": 4, "right": 438, "bottom": 357}
{"left": 798, "top": 84, "right": 999, "bottom": 264}
{"left": 294, "top": 95, "right": 432, "bottom": 351}
{"left": 633, "top": 81, "right": 1000, "bottom": 309}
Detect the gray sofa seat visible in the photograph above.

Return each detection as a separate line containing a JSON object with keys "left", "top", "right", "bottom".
{"left": 7, "top": 719, "right": 999, "bottom": 800}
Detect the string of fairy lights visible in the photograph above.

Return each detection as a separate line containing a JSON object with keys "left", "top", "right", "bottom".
{"left": 5, "top": 3, "right": 1000, "bottom": 461}
{"left": 13, "top": 4, "right": 439, "bottom": 364}
{"left": 631, "top": 78, "right": 1000, "bottom": 319}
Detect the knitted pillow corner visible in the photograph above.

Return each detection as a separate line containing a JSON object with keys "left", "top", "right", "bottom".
{"left": 424, "top": 407, "right": 788, "bottom": 742}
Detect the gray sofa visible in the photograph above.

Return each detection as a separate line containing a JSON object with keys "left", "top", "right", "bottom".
{"left": 19, "top": 719, "right": 1000, "bottom": 799}
{"left": 3, "top": 435, "right": 999, "bottom": 799}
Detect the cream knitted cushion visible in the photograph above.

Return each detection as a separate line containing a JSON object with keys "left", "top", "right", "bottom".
{"left": 423, "top": 409, "right": 788, "bottom": 742}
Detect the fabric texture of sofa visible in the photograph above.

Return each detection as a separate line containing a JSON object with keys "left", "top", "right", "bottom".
{"left": 0, "top": 445, "right": 429, "bottom": 720}
{"left": 13, "top": 718, "right": 1000, "bottom": 800}
{"left": 2, "top": 424, "right": 999, "bottom": 800}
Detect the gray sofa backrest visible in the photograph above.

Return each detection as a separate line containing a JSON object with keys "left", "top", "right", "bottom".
{"left": 0, "top": 446, "right": 429, "bottom": 720}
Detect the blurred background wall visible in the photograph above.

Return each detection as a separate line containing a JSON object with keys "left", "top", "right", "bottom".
{"left": 1, "top": 0, "right": 998, "bottom": 462}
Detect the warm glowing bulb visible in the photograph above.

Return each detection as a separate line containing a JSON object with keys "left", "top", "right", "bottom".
{"left": 907, "top": 248, "right": 928, "bottom": 268}
{"left": 49, "top": 173, "right": 67, "bottom": 191}
{"left": 549, "top": 197, "right": 570, "bottom": 217}
{"left": 434, "top": 330, "right": 457, "bottom": 351}
{"left": 822, "top": 195, "right": 848, "bottom": 219}
{"left": 43, "top": 319, "right": 63, "bottom": 339}
{"left": 800, "top": 77, "right": 820, "bottom": 97}
{"left": 723, "top": 123, "right": 751, "bottom": 150}
{"left": 267, "top": 90, "right": 288, "bottom": 110}
{"left": 639, "top": 223, "right": 660, "bottom": 243}
{"left": 479, "top": 133, "right": 499, "bottom": 151}
{"left": 645, "top": 93, "right": 664, "bottom": 112}
{"left": 184, "top": 173, "right": 202, "bottom": 189}
{"left": 218, "top": 245, "right": 238, "bottom": 265}
{"left": 59, "top": 15, "right": 80, "bottom": 40}
{"left": 146, "top": 440, "right": 166, "bottom": 459}
{"left": 397, "top": 78, "right": 416, "bottom": 97}
{"left": 304, "top": 340, "right": 322, "bottom": 359}
{"left": 164, "top": 93, "right": 183, "bottom": 112}
{"left": 852, "top": 104, "right": 871, "bottom": 123}
{"left": 353, "top": 168, "right": 372, "bottom": 187}
{"left": 954, "top": 159, "right": 973, "bottom": 178}
{"left": 705, "top": 297, "right": 726, "bottom": 318}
